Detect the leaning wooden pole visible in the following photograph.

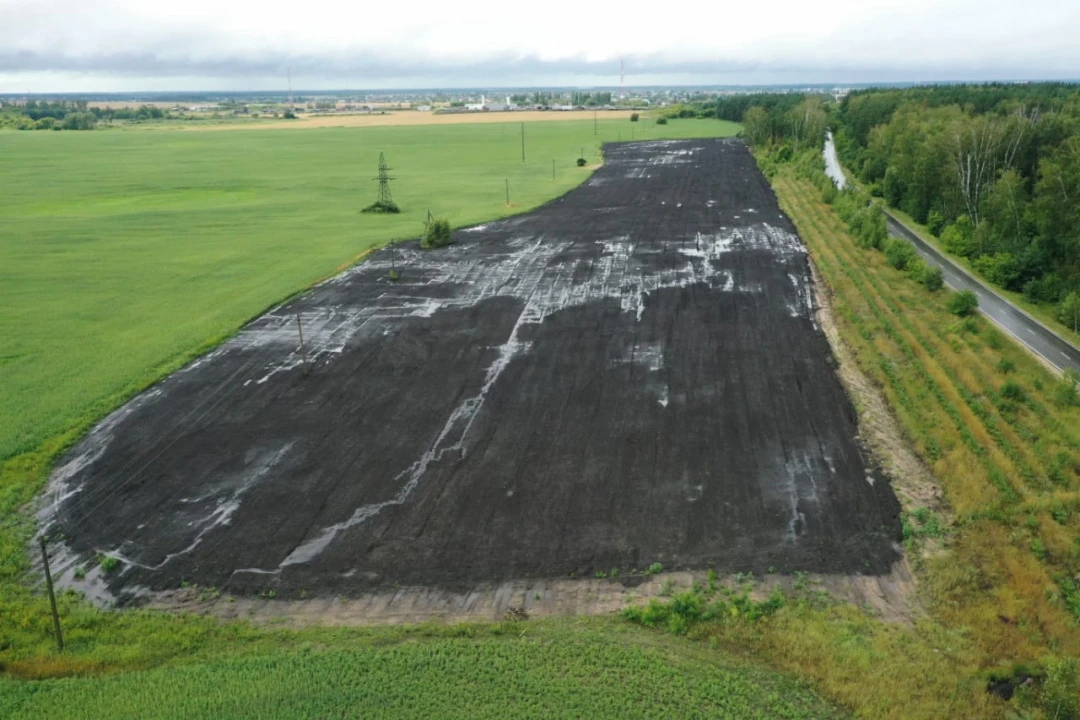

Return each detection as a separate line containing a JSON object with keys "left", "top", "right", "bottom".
{"left": 39, "top": 537, "right": 64, "bottom": 652}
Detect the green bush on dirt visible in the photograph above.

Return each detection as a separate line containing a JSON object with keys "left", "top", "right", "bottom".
{"left": 422, "top": 219, "right": 452, "bottom": 249}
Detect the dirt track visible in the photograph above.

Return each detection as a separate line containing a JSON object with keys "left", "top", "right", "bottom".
{"left": 41, "top": 139, "right": 902, "bottom": 602}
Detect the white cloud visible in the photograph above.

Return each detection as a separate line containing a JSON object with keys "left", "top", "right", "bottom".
{"left": 0, "top": 0, "right": 1077, "bottom": 91}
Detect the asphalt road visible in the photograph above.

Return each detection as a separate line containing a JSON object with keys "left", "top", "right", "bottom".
{"left": 885, "top": 213, "right": 1080, "bottom": 375}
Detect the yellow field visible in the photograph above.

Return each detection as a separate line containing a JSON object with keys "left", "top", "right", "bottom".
{"left": 184, "top": 109, "right": 639, "bottom": 131}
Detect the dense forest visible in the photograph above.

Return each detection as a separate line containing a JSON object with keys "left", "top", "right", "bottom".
{"left": 703, "top": 84, "right": 1080, "bottom": 332}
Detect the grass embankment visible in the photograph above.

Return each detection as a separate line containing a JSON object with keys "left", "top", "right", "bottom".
{"left": 621, "top": 165, "right": 1080, "bottom": 718}
{"left": 0, "top": 618, "right": 842, "bottom": 719}
{"left": 0, "top": 118, "right": 738, "bottom": 678}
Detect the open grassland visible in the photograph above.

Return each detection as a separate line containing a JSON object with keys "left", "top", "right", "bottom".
{"left": 622, "top": 165, "right": 1080, "bottom": 719}
{"left": 0, "top": 618, "right": 842, "bottom": 719}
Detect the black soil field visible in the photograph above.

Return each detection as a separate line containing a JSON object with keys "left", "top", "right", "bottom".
{"left": 42, "top": 139, "right": 902, "bottom": 600}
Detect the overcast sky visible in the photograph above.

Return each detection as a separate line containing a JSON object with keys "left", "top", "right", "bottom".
{"left": 1, "top": 0, "right": 1078, "bottom": 93}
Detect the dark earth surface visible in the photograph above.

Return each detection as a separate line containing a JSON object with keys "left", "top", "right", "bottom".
{"left": 42, "top": 139, "right": 902, "bottom": 601}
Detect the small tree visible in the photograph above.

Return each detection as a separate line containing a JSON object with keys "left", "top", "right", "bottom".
{"left": 1058, "top": 291, "right": 1080, "bottom": 333}
{"left": 656, "top": 117, "right": 667, "bottom": 125}
{"left": 947, "top": 290, "right": 979, "bottom": 317}
{"left": 630, "top": 113, "right": 639, "bottom": 122}
{"left": 422, "top": 218, "right": 452, "bottom": 249}
{"left": 576, "top": 157, "right": 587, "bottom": 167}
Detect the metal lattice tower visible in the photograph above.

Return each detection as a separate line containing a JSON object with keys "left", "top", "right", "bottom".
{"left": 374, "top": 152, "right": 395, "bottom": 207}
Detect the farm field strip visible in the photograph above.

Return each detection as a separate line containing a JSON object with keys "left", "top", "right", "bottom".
{"left": 771, "top": 168, "right": 1080, "bottom": 671}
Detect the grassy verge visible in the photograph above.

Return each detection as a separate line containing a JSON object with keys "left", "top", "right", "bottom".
{"left": 886, "top": 206, "right": 1080, "bottom": 352}
{"left": 621, "top": 162, "right": 1080, "bottom": 719}
{"left": 0, "top": 617, "right": 842, "bottom": 718}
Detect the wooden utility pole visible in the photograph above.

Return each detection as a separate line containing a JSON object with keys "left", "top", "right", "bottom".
{"left": 505, "top": 178, "right": 510, "bottom": 205}
{"left": 295, "top": 313, "right": 309, "bottom": 375}
{"left": 39, "top": 537, "right": 63, "bottom": 652}
{"left": 520, "top": 122, "right": 525, "bottom": 162}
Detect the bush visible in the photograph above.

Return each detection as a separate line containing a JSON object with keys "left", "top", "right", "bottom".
{"left": 941, "top": 216, "right": 976, "bottom": 258}
{"left": 1023, "top": 274, "right": 1065, "bottom": 304}
{"left": 927, "top": 210, "right": 945, "bottom": 237}
{"left": 630, "top": 113, "right": 639, "bottom": 122}
{"left": 919, "top": 265, "right": 944, "bottom": 291}
{"left": 1055, "top": 372, "right": 1080, "bottom": 407}
{"left": 947, "top": 290, "right": 979, "bottom": 317}
{"left": 421, "top": 218, "right": 452, "bottom": 249}
{"left": 1058, "top": 291, "right": 1080, "bottom": 333}
{"left": 576, "top": 157, "right": 587, "bottom": 167}
{"left": 1000, "top": 380, "right": 1026, "bottom": 403}
{"left": 656, "top": 117, "right": 667, "bottom": 125}
{"left": 884, "top": 238, "right": 917, "bottom": 271}
{"left": 973, "top": 252, "right": 1022, "bottom": 290}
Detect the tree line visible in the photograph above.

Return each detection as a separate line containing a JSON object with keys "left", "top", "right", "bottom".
{"left": 0, "top": 101, "right": 169, "bottom": 131}
{"left": 702, "top": 84, "right": 1080, "bottom": 332}
{"left": 831, "top": 84, "right": 1080, "bottom": 328}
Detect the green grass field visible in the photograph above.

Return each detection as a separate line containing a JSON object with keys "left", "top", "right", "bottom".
{"left": 0, "top": 618, "right": 842, "bottom": 719}
{"left": 0, "top": 117, "right": 738, "bottom": 463}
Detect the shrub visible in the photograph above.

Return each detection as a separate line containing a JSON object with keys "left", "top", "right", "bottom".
{"left": 576, "top": 157, "right": 587, "bottom": 167}
{"left": 997, "top": 358, "right": 1015, "bottom": 374}
{"left": 941, "top": 216, "right": 976, "bottom": 258}
{"left": 1054, "top": 372, "right": 1079, "bottom": 407}
{"left": 421, "top": 219, "right": 452, "bottom": 249}
{"left": 630, "top": 113, "right": 639, "bottom": 122}
{"left": 1000, "top": 380, "right": 1026, "bottom": 403}
{"left": 947, "top": 290, "right": 979, "bottom": 317}
{"left": 646, "top": 562, "right": 664, "bottom": 575}
{"left": 919, "top": 265, "right": 944, "bottom": 291}
{"left": 927, "top": 210, "right": 945, "bottom": 237}
{"left": 656, "top": 117, "right": 667, "bottom": 125}
{"left": 1058, "top": 291, "right": 1080, "bottom": 333}
{"left": 98, "top": 555, "right": 120, "bottom": 573}
{"left": 884, "top": 238, "right": 917, "bottom": 271}
{"left": 1023, "top": 274, "right": 1065, "bottom": 304}
{"left": 973, "top": 252, "right": 1022, "bottom": 290}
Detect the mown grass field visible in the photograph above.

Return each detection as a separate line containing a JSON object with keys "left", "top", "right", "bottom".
{"left": 0, "top": 618, "right": 842, "bottom": 719}
{"left": 0, "top": 117, "right": 736, "bottom": 463}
